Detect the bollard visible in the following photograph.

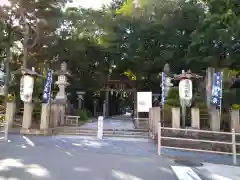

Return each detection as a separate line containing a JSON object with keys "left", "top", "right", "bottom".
{"left": 232, "top": 128, "right": 237, "bottom": 165}
{"left": 4, "top": 122, "right": 8, "bottom": 141}
{"left": 97, "top": 116, "right": 103, "bottom": 139}
{"left": 157, "top": 122, "right": 161, "bottom": 155}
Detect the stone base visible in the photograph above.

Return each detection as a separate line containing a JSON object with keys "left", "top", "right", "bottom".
{"left": 20, "top": 128, "right": 53, "bottom": 135}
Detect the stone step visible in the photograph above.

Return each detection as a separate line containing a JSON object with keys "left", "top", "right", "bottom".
{"left": 57, "top": 127, "right": 149, "bottom": 132}
{"left": 58, "top": 129, "right": 149, "bottom": 136}
{"left": 57, "top": 132, "right": 149, "bottom": 138}
{"left": 103, "top": 133, "right": 149, "bottom": 138}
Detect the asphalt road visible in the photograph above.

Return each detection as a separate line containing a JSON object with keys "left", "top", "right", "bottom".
{"left": 0, "top": 135, "right": 180, "bottom": 180}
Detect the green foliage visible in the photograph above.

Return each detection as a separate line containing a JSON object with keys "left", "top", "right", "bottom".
{"left": 76, "top": 109, "right": 92, "bottom": 122}
{"left": 7, "top": 94, "right": 15, "bottom": 102}
{"left": 165, "top": 87, "right": 180, "bottom": 107}
{"left": 166, "top": 87, "right": 179, "bottom": 99}
{"left": 0, "top": 0, "right": 239, "bottom": 108}
{"left": 163, "top": 104, "right": 172, "bottom": 126}
{"left": 165, "top": 99, "right": 180, "bottom": 107}
{"left": 231, "top": 104, "right": 240, "bottom": 110}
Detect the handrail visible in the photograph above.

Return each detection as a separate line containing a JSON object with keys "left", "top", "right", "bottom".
{"left": 161, "top": 136, "right": 232, "bottom": 145}
{"left": 161, "top": 127, "right": 233, "bottom": 135}
{"left": 148, "top": 118, "right": 240, "bottom": 165}
{"left": 158, "top": 125, "right": 239, "bottom": 165}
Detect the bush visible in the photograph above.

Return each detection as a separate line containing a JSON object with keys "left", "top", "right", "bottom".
{"left": 76, "top": 109, "right": 91, "bottom": 122}
{"left": 167, "top": 87, "right": 179, "bottom": 99}
{"left": 165, "top": 98, "right": 180, "bottom": 107}
{"left": 163, "top": 104, "right": 172, "bottom": 126}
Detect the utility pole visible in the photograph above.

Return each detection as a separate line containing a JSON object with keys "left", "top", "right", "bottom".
{"left": 22, "top": 20, "right": 29, "bottom": 69}
{"left": 4, "top": 22, "right": 12, "bottom": 106}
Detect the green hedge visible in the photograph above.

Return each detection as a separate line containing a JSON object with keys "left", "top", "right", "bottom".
{"left": 75, "top": 108, "right": 92, "bottom": 122}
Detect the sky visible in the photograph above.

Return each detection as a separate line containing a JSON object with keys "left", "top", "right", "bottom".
{"left": 0, "top": 0, "right": 112, "bottom": 9}
{"left": 66, "top": 0, "right": 112, "bottom": 9}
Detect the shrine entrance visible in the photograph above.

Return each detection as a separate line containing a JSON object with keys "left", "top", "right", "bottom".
{"left": 58, "top": 74, "right": 150, "bottom": 140}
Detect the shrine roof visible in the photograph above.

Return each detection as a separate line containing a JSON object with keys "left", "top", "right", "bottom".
{"left": 20, "top": 68, "right": 43, "bottom": 78}
{"left": 172, "top": 72, "right": 202, "bottom": 80}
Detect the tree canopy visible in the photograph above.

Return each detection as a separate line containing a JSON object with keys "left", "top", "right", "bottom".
{"left": 0, "top": 0, "right": 239, "bottom": 101}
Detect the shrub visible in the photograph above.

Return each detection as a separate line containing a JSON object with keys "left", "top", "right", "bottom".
{"left": 76, "top": 109, "right": 91, "bottom": 122}
{"left": 167, "top": 87, "right": 179, "bottom": 99}
{"left": 165, "top": 98, "right": 180, "bottom": 107}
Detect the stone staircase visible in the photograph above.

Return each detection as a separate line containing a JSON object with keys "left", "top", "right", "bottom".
{"left": 55, "top": 126, "right": 150, "bottom": 139}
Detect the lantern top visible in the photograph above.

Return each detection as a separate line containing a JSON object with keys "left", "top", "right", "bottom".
{"left": 20, "top": 68, "right": 43, "bottom": 78}
{"left": 54, "top": 61, "right": 70, "bottom": 76}
{"left": 173, "top": 70, "right": 202, "bottom": 81}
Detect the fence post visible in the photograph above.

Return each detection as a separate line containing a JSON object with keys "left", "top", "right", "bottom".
{"left": 157, "top": 122, "right": 161, "bottom": 155}
{"left": 232, "top": 128, "right": 237, "bottom": 165}
{"left": 4, "top": 122, "right": 8, "bottom": 141}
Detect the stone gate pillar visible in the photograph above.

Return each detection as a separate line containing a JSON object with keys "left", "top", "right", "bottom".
{"left": 21, "top": 103, "right": 33, "bottom": 133}
{"left": 40, "top": 103, "right": 50, "bottom": 134}
{"left": 5, "top": 101, "right": 16, "bottom": 129}
{"left": 191, "top": 108, "right": 200, "bottom": 128}
{"left": 230, "top": 110, "right": 240, "bottom": 133}
{"left": 172, "top": 107, "right": 180, "bottom": 129}
{"left": 210, "top": 107, "right": 220, "bottom": 131}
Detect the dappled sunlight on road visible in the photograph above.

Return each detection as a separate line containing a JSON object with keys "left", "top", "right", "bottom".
{"left": 112, "top": 170, "right": 144, "bottom": 180}
{"left": 0, "top": 158, "right": 50, "bottom": 179}
{"left": 71, "top": 139, "right": 110, "bottom": 148}
{"left": 73, "top": 167, "right": 91, "bottom": 172}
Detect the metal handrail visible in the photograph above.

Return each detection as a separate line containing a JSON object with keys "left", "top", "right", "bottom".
{"left": 156, "top": 124, "right": 239, "bottom": 165}
{"left": 161, "top": 136, "right": 232, "bottom": 145}
{"left": 147, "top": 114, "right": 239, "bottom": 165}
{"left": 161, "top": 127, "right": 233, "bottom": 135}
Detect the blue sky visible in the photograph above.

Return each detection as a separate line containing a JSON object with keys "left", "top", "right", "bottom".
{"left": 0, "top": 0, "right": 112, "bottom": 9}
{"left": 66, "top": 0, "right": 113, "bottom": 9}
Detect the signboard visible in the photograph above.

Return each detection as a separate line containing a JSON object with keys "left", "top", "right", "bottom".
{"left": 20, "top": 75, "right": 34, "bottom": 102}
{"left": 179, "top": 79, "right": 192, "bottom": 100}
{"left": 97, "top": 116, "right": 103, "bottom": 139}
{"left": 137, "top": 92, "right": 152, "bottom": 112}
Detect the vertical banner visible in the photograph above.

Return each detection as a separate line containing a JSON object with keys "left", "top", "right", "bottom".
{"left": 161, "top": 72, "right": 166, "bottom": 106}
{"left": 43, "top": 70, "right": 53, "bottom": 103}
{"left": 211, "top": 72, "right": 223, "bottom": 108}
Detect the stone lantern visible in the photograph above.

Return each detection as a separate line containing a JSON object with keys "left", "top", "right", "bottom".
{"left": 51, "top": 61, "right": 70, "bottom": 126}
{"left": 76, "top": 91, "right": 86, "bottom": 110}
{"left": 55, "top": 62, "right": 69, "bottom": 102}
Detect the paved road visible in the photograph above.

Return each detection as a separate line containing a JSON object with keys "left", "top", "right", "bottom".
{"left": 1, "top": 135, "right": 240, "bottom": 180}
{"left": 0, "top": 135, "right": 178, "bottom": 180}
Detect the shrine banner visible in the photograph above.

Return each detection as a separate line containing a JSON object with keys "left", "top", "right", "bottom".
{"left": 211, "top": 72, "right": 223, "bottom": 108}
{"left": 161, "top": 72, "right": 166, "bottom": 105}
{"left": 43, "top": 70, "right": 53, "bottom": 103}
